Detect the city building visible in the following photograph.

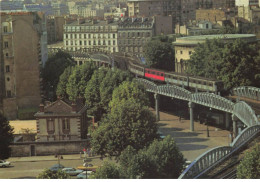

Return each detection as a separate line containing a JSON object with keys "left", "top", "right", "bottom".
{"left": 34, "top": 99, "right": 88, "bottom": 142}
{"left": 173, "top": 34, "right": 257, "bottom": 73}
{"left": 118, "top": 17, "right": 154, "bottom": 57}
{"left": 46, "top": 16, "right": 65, "bottom": 44}
{"left": 63, "top": 18, "right": 119, "bottom": 53}
{"left": 0, "top": 11, "right": 47, "bottom": 119}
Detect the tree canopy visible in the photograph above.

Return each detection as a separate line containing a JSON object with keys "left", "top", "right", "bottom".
{"left": 119, "top": 136, "right": 185, "bottom": 179}
{"left": 84, "top": 68, "right": 132, "bottom": 121}
{"left": 42, "top": 50, "right": 76, "bottom": 100}
{"left": 90, "top": 162, "right": 122, "bottom": 179}
{"left": 91, "top": 81, "right": 158, "bottom": 157}
{"left": 186, "top": 39, "right": 260, "bottom": 90}
{"left": 37, "top": 169, "right": 70, "bottom": 179}
{"left": 237, "top": 144, "right": 260, "bottom": 179}
{"left": 0, "top": 114, "right": 13, "bottom": 160}
{"left": 143, "top": 38, "right": 175, "bottom": 71}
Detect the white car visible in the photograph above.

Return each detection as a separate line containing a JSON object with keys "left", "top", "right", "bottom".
{"left": 77, "top": 171, "right": 93, "bottom": 179}
{"left": 62, "top": 167, "right": 83, "bottom": 176}
{"left": 0, "top": 160, "right": 11, "bottom": 168}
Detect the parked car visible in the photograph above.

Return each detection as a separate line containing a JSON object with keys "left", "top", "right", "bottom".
{"left": 62, "top": 167, "right": 83, "bottom": 176}
{"left": 0, "top": 160, "right": 11, "bottom": 168}
{"left": 77, "top": 171, "right": 93, "bottom": 179}
{"left": 158, "top": 131, "right": 165, "bottom": 139}
{"left": 77, "top": 164, "right": 99, "bottom": 172}
{"left": 49, "top": 164, "right": 65, "bottom": 172}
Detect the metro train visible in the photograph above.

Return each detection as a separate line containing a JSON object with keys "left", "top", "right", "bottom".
{"left": 127, "top": 60, "right": 224, "bottom": 93}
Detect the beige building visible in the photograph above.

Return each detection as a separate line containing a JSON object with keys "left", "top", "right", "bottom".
{"left": 173, "top": 34, "right": 257, "bottom": 73}
{"left": 118, "top": 17, "right": 154, "bottom": 56}
{"left": 34, "top": 99, "right": 88, "bottom": 142}
{"left": 0, "top": 12, "right": 47, "bottom": 119}
{"left": 63, "top": 19, "right": 118, "bottom": 53}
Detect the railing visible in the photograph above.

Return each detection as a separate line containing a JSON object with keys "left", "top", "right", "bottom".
{"left": 178, "top": 125, "right": 260, "bottom": 179}
{"left": 233, "top": 86, "right": 260, "bottom": 101}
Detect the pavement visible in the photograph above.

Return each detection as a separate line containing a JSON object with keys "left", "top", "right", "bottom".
{"left": 8, "top": 109, "right": 230, "bottom": 163}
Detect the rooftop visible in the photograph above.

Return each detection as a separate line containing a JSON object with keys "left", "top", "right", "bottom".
{"left": 173, "top": 34, "right": 257, "bottom": 46}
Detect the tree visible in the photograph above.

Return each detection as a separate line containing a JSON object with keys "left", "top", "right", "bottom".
{"left": 119, "top": 136, "right": 185, "bottom": 179}
{"left": 56, "top": 66, "right": 73, "bottom": 98}
{"left": 37, "top": 169, "right": 70, "bottom": 179}
{"left": 42, "top": 50, "right": 75, "bottom": 100}
{"left": 0, "top": 114, "right": 14, "bottom": 160}
{"left": 143, "top": 39, "right": 175, "bottom": 71}
{"left": 84, "top": 68, "right": 132, "bottom": 121}
{"left": 237, "top": 144, "right": 260, "bottom": 179}
{"left": 66, "top": 62, "right": 96, "bottom": 101}
{"left": 90, "top": 162, "right": 122, "bottom": 179}
{"left": 91, "top": 99, "right": 158, "bottom": 157}
{"left": 186, "top": 39, "right": 260, "bottom": 90}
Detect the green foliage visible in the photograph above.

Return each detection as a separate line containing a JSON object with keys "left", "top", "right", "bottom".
{"left": 56, "top": 66, "right": 73, "bottom": 98}
{"left": 237, "top": 144, "right": 260, "bottom": 179}
{"left": 144, "top": 39, "right": 175, "bottom": 71}
{"left": 66, "top": 62, "right": 97, "bottom": 101}
{"left": 186, "top": 39, "right": 260, "bottom": 90}
{"left": 0, "top": 114, "right": 14, "bottom": 160}
{"left": 84, "top": 68, "right": 133, "bottom": 121}
{"left": 37, "top": 169, "right": 70, "bottom": 179}
{"left": 91, "top": 162, "right": 122, "bottom": 179}
{"left": 119, "top": 136, "right": 185, "bottom": 179}
{"left": 43, "top": 50, "right": 75, "bottom": 99}
{"left": 91, "top": 81, "right": 158, "bottom": 157}
{"left": 17, "top": 107, "right": 38, "bottom": 120}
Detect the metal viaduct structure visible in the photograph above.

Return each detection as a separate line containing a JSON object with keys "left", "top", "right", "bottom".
{"left": 135, "top": 78, "right": 260, "bottom": 179}
{"left": 49, "top": 49, "right": 260, "bottom": 179}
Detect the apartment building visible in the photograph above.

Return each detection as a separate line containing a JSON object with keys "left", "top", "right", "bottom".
{"left": 0, "top": 12, "right": 47, "bottom": 119}
{"left": 46, "top": 16, "right": 65, "bottom": 44}
{"left": 118, "top": 17, "right": 154, "bottom": 56}
{"left": 63, "top": 19, "right": 119, "bottom": 53}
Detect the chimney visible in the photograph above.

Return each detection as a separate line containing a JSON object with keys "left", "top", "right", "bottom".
{"left": 72, "top": 102, "right": 77, "bottom": 113}
{"left": 39, "top": 104, "right": 44, "bottom": 113}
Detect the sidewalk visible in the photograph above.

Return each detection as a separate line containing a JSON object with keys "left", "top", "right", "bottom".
{"left": 9, "top": 154, "right": 99, "bottom": 163}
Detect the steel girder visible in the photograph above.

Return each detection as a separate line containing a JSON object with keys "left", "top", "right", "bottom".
{"left": 233, "top": 86, "right": 260, "bottom": 101}
{"left": 233, "top": 101, "right": 260, "bottom": 126}
{"left": 179, "top": 125, "right": 260, "bottom": 179}
{"left": 136, "top": 78, "right": 259, "bottom": 127}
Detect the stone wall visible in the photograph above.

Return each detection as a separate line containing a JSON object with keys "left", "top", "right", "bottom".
{"left": 196, "top": 9, "right": 226, "bottom": 23}
{"left": 10, "top": 139, "right": 89, "bottom": 157}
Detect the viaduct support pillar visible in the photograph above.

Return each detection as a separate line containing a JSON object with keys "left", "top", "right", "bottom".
{"left": 232, "top": 114, "right": 238, "bottom": 138}
{"left": 188, "top": 101, "right": 194, "bottom": 132}
{"left": 154, "top": 93, "right": 160, "bottom": 122}
{"left": 225, "top": 112, "right": 230, "bottom": 129}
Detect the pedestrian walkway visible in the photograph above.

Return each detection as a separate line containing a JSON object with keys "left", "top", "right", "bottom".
{"left": 152, "top": 109, "right": 230, "bottom": 161}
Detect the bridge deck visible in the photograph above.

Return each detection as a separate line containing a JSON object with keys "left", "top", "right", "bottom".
{"left": 227, "top": 96, "right": 260, "bottom": 116}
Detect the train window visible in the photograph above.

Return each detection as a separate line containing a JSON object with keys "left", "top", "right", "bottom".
{"left": 161, "top": 73, "right": 163, "bottom": 76}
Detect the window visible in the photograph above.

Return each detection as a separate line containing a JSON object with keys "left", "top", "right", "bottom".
{"left": 6, "top": 77, "right": 10, "bottom": 82}
{"left": 6, "top": 90, "right": 11, "bottom": 98}
{"left": 206, "top": 24, "right": 209, "bottom": 29}
{"left": 66, "top": 34, "right": 68, "bottom": 39}
{"left": 84, "top": 34, "right": 86, "bottom": 39}
{"left": 4, "top": 42, "right": 8, "bottom": 48}
{"left": 3, "top": 26, "right": 8, "bottom": 33}
{"left": 80, "top": 41, "right": 82, "bottom": 45}
{"left": 108, "top": 40, "right": 111, "bottom": 45}
{"left": 180, "top": 51, "right": 183, "bottom": 54}
{"left": 62, "top": 118, "right": 70, "bottom": 134}
{"left": 66, "top": 41, "right": 68, "bottom": 46}
{"left": 89, "top": 41, "right": 91, "bottom": 45}
{"left": 189, "top": 51, "right": 192, "bottom": 55}
{"left": 47, "top": 119, "right": 55, "bottom": 133}
{"left": 5, "top": 53, "right": 8, "bottom": 57}
{"left": 6, "top": 65, "right": 10, "bottom": 72}
{"left": 113, "top": 40, "right": 115, "bottom": 45}
{"left": 113, "top": 34, "right": 115, "bottom": 38}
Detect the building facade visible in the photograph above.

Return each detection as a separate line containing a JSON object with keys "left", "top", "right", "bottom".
{"left": 0, "top": 12, "right": 47, "bottom": 119}
{"left": 173, "top": 34, "right": 257, "bottom": 73}
{"left": 63, "top": 19, "right": 119, "bottom": 53}
{"left": 46, "top": 16, "right": 65, "bottom": 44}
{"left": 34, "top": 99, "right": 88, "bottom": 142}
{"left": 118, "top": 17, "right": 154, "bottom": 57}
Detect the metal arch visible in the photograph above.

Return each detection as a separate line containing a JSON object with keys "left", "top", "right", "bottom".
{"left": 179, "top": 125, "right": 260, "bottom": 179}
{"left": 135, "top": 78, "right": 158, "bottom": 93}
{"left": 191, "top": 93, "right": 234, "bottom": 113}
{"left": 233, "top": 86, "right": 260, "bottom": 101}
{"left": 231, "top": 125, "right": 260, "bottom": 149}
{"left": 157, "top": 85, "right": 191, "bottom": 101}
{"left": 178, "top": 146, "right": 232, "bottom": 179}
{"left": 233, "top": 101, "right": 259, "bottom": 127}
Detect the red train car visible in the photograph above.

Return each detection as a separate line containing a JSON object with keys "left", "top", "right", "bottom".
{"left": 145, "top": 68, "right": 165, "bottom": 81}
